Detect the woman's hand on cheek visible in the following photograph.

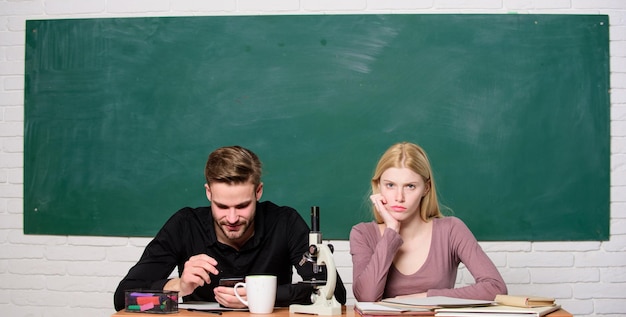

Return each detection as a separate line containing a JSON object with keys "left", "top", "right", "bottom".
{"left": 370, "top": 194, "right": 400, "bottom": 232}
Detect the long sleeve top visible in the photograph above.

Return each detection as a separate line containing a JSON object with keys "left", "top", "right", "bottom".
{"left": 114, "top": 201, "right": 346, "bottom": 311}
{"left": 350, "top": 216, "right": 506, "bottom": 302}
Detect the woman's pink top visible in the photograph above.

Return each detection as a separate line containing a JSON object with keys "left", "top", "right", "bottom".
{"left": 349, "top": 216, "right": 507, "bottom": 301}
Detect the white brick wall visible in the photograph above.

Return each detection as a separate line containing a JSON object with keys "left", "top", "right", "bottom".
{"left": 1, "top": 1, "right": 625, "bottom": 316}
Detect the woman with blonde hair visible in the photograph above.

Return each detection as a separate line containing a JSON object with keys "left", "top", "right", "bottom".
{"left": 350, "top": 142, "right": 507, "bottom": 301}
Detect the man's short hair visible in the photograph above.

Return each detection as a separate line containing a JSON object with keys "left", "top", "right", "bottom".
{"left": 204, "top": 145, "right": 262, "bottom": 187}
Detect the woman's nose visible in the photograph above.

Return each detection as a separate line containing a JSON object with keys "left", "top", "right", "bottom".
{"left": 395, "top": 189, "right": 405, "bottom": 202}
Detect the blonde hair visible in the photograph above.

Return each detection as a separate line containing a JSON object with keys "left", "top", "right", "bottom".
{"left": 371, "top": 142, "right": 442, "bottom": 223}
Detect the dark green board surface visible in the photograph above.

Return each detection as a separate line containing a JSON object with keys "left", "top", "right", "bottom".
{"left": 24, "top": 14, "right": 610, "bottom": 240}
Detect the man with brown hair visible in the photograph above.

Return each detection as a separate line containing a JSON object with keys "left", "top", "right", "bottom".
{"left": 114, "top": 145, "right": 346, "bottom": 311}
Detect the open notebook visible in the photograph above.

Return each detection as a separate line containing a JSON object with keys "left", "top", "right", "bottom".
{"left": 355, "top": 302, "right": 433, "bottom": 316}
{"left": 381, "top": 296, "right": 494, "bottom": 308}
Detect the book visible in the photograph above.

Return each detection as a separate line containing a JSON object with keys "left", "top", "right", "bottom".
{"left": 178, "top": 301, "right": 247, "bottom": 311}
{"left": 495, "top": 295, "right": 556, "bottom": 308}
{"left": 354, "top": 302, "right": 434, "bottom": 316}
{"left": 434, "top": 304, "right": 561, "bottom": 317}
{"left": 381, "top": 296, "right": 494, "bottom": 308}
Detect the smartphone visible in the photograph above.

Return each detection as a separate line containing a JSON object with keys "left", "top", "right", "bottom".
{"left": 298, "top": 280, "right": 327, "bottom": 285}
{"left": 218, "top": 277, "right": 244, "bottom": 287}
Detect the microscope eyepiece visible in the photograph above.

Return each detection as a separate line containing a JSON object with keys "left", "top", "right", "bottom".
{"left": 311, "top": 206, "right": 320, "bottom": 232}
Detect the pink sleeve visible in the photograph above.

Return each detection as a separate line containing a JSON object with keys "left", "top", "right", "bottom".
{"left": 349, "top": 224, "right": 403, "bottom": 302}
{"left": 427, "top": 218, "right": 507, "bottom": 300}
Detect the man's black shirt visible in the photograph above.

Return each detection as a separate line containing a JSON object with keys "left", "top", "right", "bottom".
{"left": 113, "top": 201, "right": 346, "bottom": 311}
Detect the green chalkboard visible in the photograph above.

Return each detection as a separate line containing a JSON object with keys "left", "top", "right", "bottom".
{"left": 24, "top": 14, "right": 609, "bottom": 240}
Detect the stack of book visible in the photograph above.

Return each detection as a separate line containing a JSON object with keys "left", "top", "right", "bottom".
{"left": 354, "top": 295, "right": 560, "bottom": 317}
{"left": 355, "top": 297, "right": 494, "bottom": 317}
{"left": 354, "top": 302, "right": 433, "bottom": 316}
{"left": 494, "top": 295, "right": 556, "bottom": 308}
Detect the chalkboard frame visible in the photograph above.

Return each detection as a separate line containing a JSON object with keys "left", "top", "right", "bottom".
{"left": 24, "top": 14, "right": 610, "bottom": 240}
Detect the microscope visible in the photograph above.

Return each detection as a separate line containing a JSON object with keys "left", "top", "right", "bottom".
{"left": 289, "top": 206, "right": 342, "bottom": 315}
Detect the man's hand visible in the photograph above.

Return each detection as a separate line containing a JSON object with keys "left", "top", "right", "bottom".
{"left": 164, "top": 254, "right": 219, "bottom": 297}
{"left": 214, "top": 285, "right": 247, "bottom": 309}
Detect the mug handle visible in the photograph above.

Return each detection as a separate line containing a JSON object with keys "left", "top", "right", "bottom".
{"left": 233, "top": 282, "right": 248, "bottom": 306}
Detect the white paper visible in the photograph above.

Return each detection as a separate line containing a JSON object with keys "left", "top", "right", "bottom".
{"left": 434, "top": 304, "right": 561, "bottom": 317}
{"left": 356, "top": 302, "right": 411, "bottom": 312}
{"left": 382, "top": 296, "right": 494, "bottom": 307}
{"left": 356, "top": 302, "right": 432, "bottom": 313}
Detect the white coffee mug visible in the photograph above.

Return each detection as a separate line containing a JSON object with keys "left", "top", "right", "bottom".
{"left": 234, "top": 275, "right": 277, "bottom": 314}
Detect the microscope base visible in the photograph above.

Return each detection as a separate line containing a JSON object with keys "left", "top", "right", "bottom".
{"left": 289, "top": 298, "right": 342, "bottom": 316}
